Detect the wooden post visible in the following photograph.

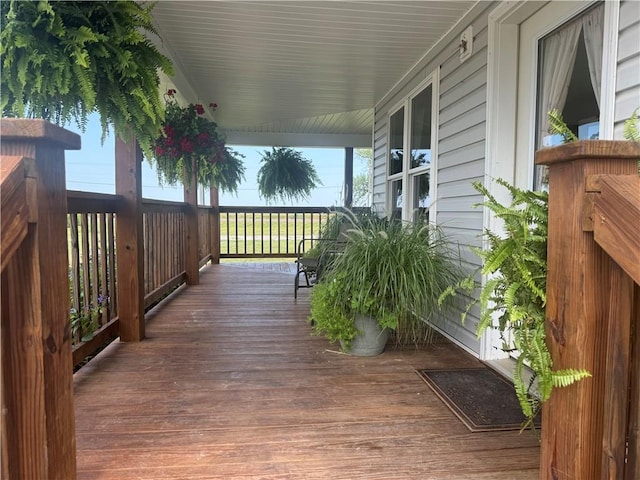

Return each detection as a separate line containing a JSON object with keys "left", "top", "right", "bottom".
{"left": 535, "top": 140, "right": 640, "bottom": 480}
{"left": 210, "top": 186, "right": 221, "bottom": 264}
{"left": 344, "top": 147, "right": 354, "bottom": 208}
{"left": 0, "top": 118, "right": 79, "bottom": 479}
{"left": 115, "top": 133, "right": 145, "bottom": 341}
{"left": 184, "top": 157, "right": 199, "bottom": 284}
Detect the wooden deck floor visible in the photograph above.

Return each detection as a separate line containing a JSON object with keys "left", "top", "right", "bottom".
{"left": 74, "top": 263, "right": 540, "bottom": 479}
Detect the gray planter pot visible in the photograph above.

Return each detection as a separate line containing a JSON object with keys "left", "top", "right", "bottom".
{"left": 340, "top": 314, "right": 389, "bottom": 356}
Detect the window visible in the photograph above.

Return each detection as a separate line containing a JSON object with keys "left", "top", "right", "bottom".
{"left": 534, "top": 3, "right": 604, "bottom": 189}
{"left": 387, "top": 78, "right": 436, "bottom": 222}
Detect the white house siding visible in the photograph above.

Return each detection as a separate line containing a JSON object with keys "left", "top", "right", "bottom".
{"left": 614, "top": 0, "right": 640, "bottom": 137}
{"left": 372, "top": 3, "right": 495, "bottom": 356}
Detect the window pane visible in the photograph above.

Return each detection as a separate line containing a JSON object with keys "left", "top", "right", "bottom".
{"left": 390, "top": 179, "right": 403, "bottom": 220}
{"left": 389, "top": 108, "right": 404, "bottom": 175}
{"left": 412, "top": 173, "right": 430, "bottom": 223}
{"left": 410, "top": 85, "right": 432, "bottom": 169}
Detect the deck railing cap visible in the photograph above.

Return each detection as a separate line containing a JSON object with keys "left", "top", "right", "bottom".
{"left": 0, "top": 118, "right": 81, "bottom": 150}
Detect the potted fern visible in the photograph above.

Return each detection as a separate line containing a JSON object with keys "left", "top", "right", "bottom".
{"left": 310, "top": 214, "right": 463, "bottom": 355}
{"left": 439, "top": 110, "right": 640, "bottom": 423}
{"left": 1, "top": 0, "right": 172, "bottom": 152}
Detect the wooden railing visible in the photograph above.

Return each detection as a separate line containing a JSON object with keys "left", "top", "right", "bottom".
{"left": 219, "top": 206, "right": 337, "bottom": 258}
{"left": 536, "top": 140, "right": 640, "bottom": 480}
{"left": 66, "top": 195, "right": 219, "bottom": 364}
{"left": 141, "top": 199, "right": 188, "bottom": 307}
{"left": 67, "top": 191, "right": 122, "bottom": 366}
{"left": 1, "top": 119, "right": 79, "bottom": 479}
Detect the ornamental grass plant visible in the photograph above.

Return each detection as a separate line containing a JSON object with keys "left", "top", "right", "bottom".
{"left": 310, "top": 214, "right": 463, "bottom": 349}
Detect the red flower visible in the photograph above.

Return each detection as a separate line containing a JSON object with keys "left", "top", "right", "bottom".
{"left": 197, "top": 132, "right": 210, "bottom": 145}
{"left": 155, "top": 146, "right": 165, "bottom": 156}
{"left": 180, "top": 137, "right": 194, "bottom": 153}
{"left": 163, "top": 125, "right": 175, "bottom": 136}
{"left": 167, "top": 89, "right": 176, "bottom": 96}
{"left": 209, "top": 102, "right": 218, "bottom": 109}
{"left": 195, "top": 104, "right": 205, "bottom": 115}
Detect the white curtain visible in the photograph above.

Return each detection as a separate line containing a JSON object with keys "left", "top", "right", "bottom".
{"left": 538, "top": 18, "right": 582, "bottom": 143}
{"left": 582, "top": 4, "right": 605, "bottom": 107}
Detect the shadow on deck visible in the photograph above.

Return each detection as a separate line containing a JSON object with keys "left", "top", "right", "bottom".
{"left": 74, "top": 263, "right": 540, "bottom": 479}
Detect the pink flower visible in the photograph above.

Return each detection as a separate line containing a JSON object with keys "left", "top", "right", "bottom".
{"left": 195, "top": 104, "right": 205, "bottom": 115}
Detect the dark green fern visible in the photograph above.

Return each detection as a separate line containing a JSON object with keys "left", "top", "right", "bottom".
{"left": 440, "top": 179, "right": 590, "bottom": 422}
{"left": 257, "top": 147, "right": 322, "bottom": 203}
{"left": 1, "top": 1, "right": 173, "bottom": 152}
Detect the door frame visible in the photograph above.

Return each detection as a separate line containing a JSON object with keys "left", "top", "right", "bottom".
{"left": 481, "top": 0, "right": 620, "bottom": 361}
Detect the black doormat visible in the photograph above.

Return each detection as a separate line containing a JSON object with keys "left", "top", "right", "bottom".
{"left": 416, "top": 367, "right": 540, "bottom": 432}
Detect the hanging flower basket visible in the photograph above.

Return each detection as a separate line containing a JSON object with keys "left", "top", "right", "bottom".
{"left": 151, "top": 90, "right": 245, "bottom": 193}
{"left": 257, "top": 147, "right": 321, "bottom": 203}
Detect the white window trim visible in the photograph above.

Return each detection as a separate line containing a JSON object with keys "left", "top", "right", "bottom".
{"left": 386, "top": 70, "right": 439, "bottom": 223}
{"left": 386, "top": 103, "right": 405, "bottom": 219}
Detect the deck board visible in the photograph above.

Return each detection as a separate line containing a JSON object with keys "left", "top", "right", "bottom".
{"left": 74, "top": 263, "right": 540, "bottom": 479}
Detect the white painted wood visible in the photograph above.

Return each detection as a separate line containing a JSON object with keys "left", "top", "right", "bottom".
{"left": 599, "top": 0, "right": 621, "bottom": 139}
{"left": 151, "top": 1, "right": 476, "bottom": 145}
{"left": 614, "top": 0, "right": 640, "bottom": 138}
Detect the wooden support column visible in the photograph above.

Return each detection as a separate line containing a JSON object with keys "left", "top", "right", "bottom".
{"left": 344, "top": 147, "right": 353, "bottom": 208}
{"left": 0, "top": 119, "right": 79, "bottom": 479}
{"left": 115, "top": 133, "right": 145, "bottom": 341}
{"left": 535, "top": 140, "right": 640, "bottom": 480}
{"left": 184, "top": 158, "right": 199, "bottom": 284}
{"left": 210, "top": 186, "right": 221, "bottom": 264}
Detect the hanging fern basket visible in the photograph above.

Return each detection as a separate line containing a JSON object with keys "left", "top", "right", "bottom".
{"left": 0, "top": 0, "right": 173, "bottom": 152}
{"left": 256, "top": 147, "right": 322, "bottom": 203}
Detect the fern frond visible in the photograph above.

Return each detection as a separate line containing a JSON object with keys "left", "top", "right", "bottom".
{"left": 623, "top": 109, "right": 640, "bottom": 142}
{"left": 547, "top": 108, "right": 578, "bottom": 143}
{"left": 552, "top": 369, "right": 592, "bottom": 388}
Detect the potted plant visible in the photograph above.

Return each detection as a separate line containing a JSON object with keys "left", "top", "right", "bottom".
{"left": 310, "top": 215, "right": 463, "bottom": 355}
{"left": 257, "top": 147, "right": 322, "bottom": 203}
{"left": 151, "top": 89, "right": 245, "bottom": 192}
{"left": 1, "top": 0, "right": 172, "bottom": 152}
{"left": 439, "top": 110, "right": 640, "bottom": 423}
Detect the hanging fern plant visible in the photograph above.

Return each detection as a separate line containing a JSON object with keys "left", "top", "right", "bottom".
{"left": 256, "top": 147, "right": 322, "bottom": 203}
{"left": 0, "top": 0, "right": 173, "bottom": 152}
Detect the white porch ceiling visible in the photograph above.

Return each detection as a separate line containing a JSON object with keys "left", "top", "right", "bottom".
{"left": 151, "top": 1, "right": 476, "bottom": 147}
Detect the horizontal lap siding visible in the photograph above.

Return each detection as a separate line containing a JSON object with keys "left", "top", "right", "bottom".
{"left": 372, "top": 113, "right": 388, "bottom": 214}
{"left": 432, "top": 14, "right": 490, "bottom": 356}
{"left": 372, "top": 4, "right": 494, "bottom": 356}
{"left": 614, "top": 0, "right": 640, "bottom": 137}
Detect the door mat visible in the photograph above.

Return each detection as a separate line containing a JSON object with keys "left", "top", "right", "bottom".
{"left": 416, "top": 367, "right": 541, "bottom": 432}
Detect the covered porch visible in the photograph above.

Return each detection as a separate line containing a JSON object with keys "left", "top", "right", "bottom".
{"left": 74, "top": 262, "right": 540, "bottom": 479}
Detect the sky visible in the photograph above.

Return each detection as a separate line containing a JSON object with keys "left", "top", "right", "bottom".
{"left": 64, "top": 113, "right": 368, "bottom": 207}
